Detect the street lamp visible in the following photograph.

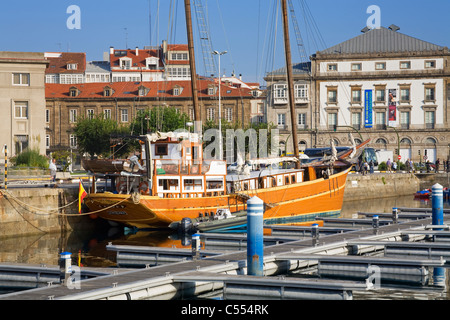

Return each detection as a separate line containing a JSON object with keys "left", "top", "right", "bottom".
{"left": 212, "top": 50, "right": 227, "bottom": 160}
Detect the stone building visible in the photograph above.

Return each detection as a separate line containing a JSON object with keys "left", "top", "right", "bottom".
{"left": 45, "top": 78, "right": 257, "bottom": 154}
{"left": 266, "top": 26, "right": 450, "bottom": 163}
{"left": 0, "top": 51, "right": 48, "bottom": 158}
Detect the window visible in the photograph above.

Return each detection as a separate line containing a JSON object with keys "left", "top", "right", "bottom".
{"left": 295, "top": 84, "right": 308, "bottom": 99}
{"left": 155, "top": 144, "right": 168, "bottom": 156}
{"left": 351, "top": 63, "right": 362, "bottom": 71}
{"left": 121, "top": 109, "right": 129, "bottom": 122}
{"left": 328, "top": 113, "right": 337, "bottom": 130}
{"left": 425, "top": 87, "right": 435, "bottom": 101}
{"left": 351, "top": 89, "right": 361, "bottom": 104}
{"left": 352, "top": 112, "right": 361, "bottom": 129}
{"left": 120, "top": 59, "right": 131, "bottom": 70}
{"left": 46, "top": 74, "right": 59, "bottom": 83}
{"left": 104, "top": 87, "right": 112, "bottom": 97}
{"left": 14, "top": 101, "right": 28, "bottom": 119}
{"left": 69, "top": 109, "right": 77, "bottom": 123}
{"left": 103, "top": 109, "right": 111, "bottom": 120}
{"left": 376, "top": 112, "right": 386, "bottom": 129}
{"left": 425, "top": 60, "right": 436, "bottom": 69}
{"left": 189, "top": 108, "right": 194, "bottom": 120}
{"left": 425, "top": 111, "right": 435, "bottom": 129}
{"left": 327, "top": 88, "right": 337, "bottom": 104}
{"left": 277, "top": 113, "right": 286, "bottom": 127}
{"left": 400, "top": 111, "right": 410, "bottom": 129}
{"left": 46, "top": 109, "right": 50, "bottom": 123}
{"left": 208, "top": 87, "right": 215, "bottom": 96}
{"left": 15, "top": 135, "right": 29, "bottom": 153}
{"left": 400, "top": 61, "right": 411, "bottom": 69}
{"left": 171, "top": 53, "right": 188, "bottom": 60}
{"left": 274, "top": 84, "right": 287, "bottom": 99}
{"left": 225, "top": 108, "right": 233, "bottom": 122}
{"left": 69, "top": 88, "right": 78, "bottom": 97}
{"left": 46, "top": 135, "right": 50, "bottom": 149}
{"left": 375, "top": 88, "right": 386, "bottom": 102}
{"left": 87, "top": 109, "right": 94, "bottom": 120}
{"left": 13, "top": 73, "right": 30, "bottom": 86}
{"left": 67, "top": 63, "right": 78, "bottom": 70}
{"left": 327, "top": 64, "right": 337, "bottom": 71}
{"left": 375, "top": 62, "right": 386, "bottom": 70}
{"left": 69, "top": 134, "right": 77, "bottom": 148}
{"left": 297, "top": 113, "right": 306, "bottom": 126}
{"left": 207, "top": 108, "right": 215, "bottom": 121}
{"left": 173, "top": 87, "right": 180, "bottom": 96}
{"left": 400, "top": 88, "right": 410, "bottom": 102}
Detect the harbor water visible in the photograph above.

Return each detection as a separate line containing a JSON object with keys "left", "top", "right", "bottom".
{"left": 0, "top": 194, "right": 449, "bottom": 299}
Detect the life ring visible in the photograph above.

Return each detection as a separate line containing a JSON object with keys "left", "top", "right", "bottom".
{"left": 139, "top": 181, "right": 149, "bottom": 194}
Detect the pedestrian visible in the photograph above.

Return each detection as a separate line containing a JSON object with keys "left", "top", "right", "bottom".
{"left": 406, "top": 158, "right": 411, "bottom": 173}
{"left": 426, "top": 160, "right": 431, "bottom": 173}
{"left": 369, "top": 160, "right": 374, "bottom": 174}
{"left": 392, "top": 161, "right": 397, "bottom": 173}
{"left": 436, "top": 158, "right": 440, "bottom": 173}
{"left": 386, "top": 158, "right": 392, "bottom": 173}
{"left": 363, "top": 160, "right": 369, "bottom": 175}
{"left": 49, "top": 158, "right": 57, "bottom": 182}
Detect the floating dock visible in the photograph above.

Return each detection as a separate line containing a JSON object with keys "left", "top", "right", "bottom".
{"left": 1, "top": 206, "right": 449, "bottom": 300}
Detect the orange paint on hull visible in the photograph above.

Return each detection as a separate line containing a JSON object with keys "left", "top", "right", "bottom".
{"left": 84, "top": 167, "right": 350, "bottom": 228}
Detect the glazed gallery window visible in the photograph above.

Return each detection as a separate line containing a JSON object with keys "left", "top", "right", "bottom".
{"left": 14, "top": 101, "right": 28, "bottom": 119}
{"left": 13, "top": 73, "right": 30, "bottom": 86}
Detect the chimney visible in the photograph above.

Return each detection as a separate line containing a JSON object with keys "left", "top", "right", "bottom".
{"left": 110, "top": 46, "right": 114, "bottom": 55}
{"left": 136, "top": 47, "right": 139, "bottom": 56}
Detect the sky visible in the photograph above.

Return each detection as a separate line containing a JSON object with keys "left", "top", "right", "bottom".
{"left": 1, "top": 0, "right": 450, "bottom": 84}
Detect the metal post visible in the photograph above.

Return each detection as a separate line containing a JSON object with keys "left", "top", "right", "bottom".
{"left": 247, "top": 196, "right": 264, "bottom": 276}
{"left": 392, "top": 207, "right": 398, "bottom": 224}
{"left": 311, "top": 223, "right": 319, "bottom": 246}
{"left": 191, "top": 233, "right": 201, "bottom": 260}
{"left": 372, "top": 215, "right": 379, "bottom": 229}
{"left": 59, "top": 252, "right": 72, "bottom": 286}
{"left": 432, "top": 183, "right": 444, "bottom": 230}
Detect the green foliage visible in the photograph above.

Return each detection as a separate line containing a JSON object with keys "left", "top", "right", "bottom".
{"left": 51, "top": 150, "right": 72, "bottom": 172}
{"left": 378, "top": 161, "right": 387, "bottom": 171}
{"left": 130, "top": 106, "right": 191, "bottom": 135}
{"left": 73, "top": 114, "right": 131, "bottom": 159}
{"left": 12, "top": 148, "right": 48, "bottom": 169}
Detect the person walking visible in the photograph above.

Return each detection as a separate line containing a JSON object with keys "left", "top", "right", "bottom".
{"left": 392, "top": 161, "right": 397, "bottom": 173}
{"left": 49, "top": 158, "right": 57, "bottom": 183}
{"left": 386, "top": 158, "right": 392, "bottom": 173}
{"left": 436, "top": 158, "right": 440, "bottom": 173}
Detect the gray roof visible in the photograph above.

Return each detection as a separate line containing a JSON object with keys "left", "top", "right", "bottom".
{"left": 317, "top": 27, "right": 445, "bottom": 55}
{"left": 85, "top": 61, "right": 111, "bottom": 73}
{"left": 266, "top": 62, "right": 311, "bottom": 77}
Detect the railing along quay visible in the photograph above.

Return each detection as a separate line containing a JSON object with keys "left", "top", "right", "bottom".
{"left": 1, "top": 209, "right": 448, "bottom": 300}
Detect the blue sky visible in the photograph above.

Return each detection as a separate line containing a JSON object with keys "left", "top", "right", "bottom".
{"left": 1, "top": 0, "right": 450, "bottom": 84}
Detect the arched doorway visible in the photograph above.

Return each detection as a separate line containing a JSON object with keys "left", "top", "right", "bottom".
{"left": 400, "top": 138, "right": 412, "bottom": 162}
{"left": 424, "top": 137, "right": 437, "bottom": 163}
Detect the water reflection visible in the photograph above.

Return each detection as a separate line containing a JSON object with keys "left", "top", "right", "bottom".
{"left": 0, "top": 194, "right": 444, "bottom": 269}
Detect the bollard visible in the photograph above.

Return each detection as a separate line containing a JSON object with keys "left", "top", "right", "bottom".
{"left": 392, "top": 207, "right": 398, "bottom": 224}
{"left": 247, "top": 196, "right": 264, "bottom": 276}
{"left": 432, "top": 183, "right": 444, "bottom": 230}
{"left": 372, "top": 215, "right": 379, "bottom": 229}
{"left": 191, "top": 233, "right": 201, "bottom": 260}
{"left": 59, "top": 252, "right": 72, "bottom": 286}
{"left": 311, "top": 223, "right": 320, "bottom": 246}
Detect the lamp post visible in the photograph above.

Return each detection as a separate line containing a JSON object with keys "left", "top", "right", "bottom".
{"left": 213, "top": 50, "right": 227, "bottom": 160}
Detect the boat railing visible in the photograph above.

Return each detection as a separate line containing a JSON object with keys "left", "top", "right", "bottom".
{"left": 154, "top": 159, "right": 226, "bottom": 176}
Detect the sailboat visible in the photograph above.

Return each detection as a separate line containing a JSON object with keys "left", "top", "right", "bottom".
{"left": 83, "top": 0, "right": 367, "bottom": 229}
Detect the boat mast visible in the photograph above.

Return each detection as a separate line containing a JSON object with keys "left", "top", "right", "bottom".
{"left": 184, "top": 0, "right": 201, "bottom": 126}
{"left": 281, "top": 0, "right": 300, "bottom": 167}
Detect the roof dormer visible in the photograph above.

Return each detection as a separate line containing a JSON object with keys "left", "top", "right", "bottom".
{"left": 103, "top": 86, "right": 114, "bottom": 97}
{"left": 69, "top": 86, "right": 80, "bottom": 97}
{"left": 119, "top": 57, "right": 132, "bottom": 70}
{"left": 173, "top": 85, "right": 183, "bottom": 96}
{"left": 138, "top": 85, "right": 150, "bottom": 97}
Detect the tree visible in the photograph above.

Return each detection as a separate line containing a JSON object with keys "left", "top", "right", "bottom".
{"left": 73, "top": 114, "right": 131, "bottom": 159}
{"left": 130, "top": 106, "right": 191, "bottom": 135}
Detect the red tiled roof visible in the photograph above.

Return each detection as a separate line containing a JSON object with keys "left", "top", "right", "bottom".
{"left": 45, "top": 80, "right": 253, "bottom": 99}
{"left": 110, "top": 48, "right": 163, "bottom": 69}
{"left": 45, "top": 52, "right": 86, "bottom": 74}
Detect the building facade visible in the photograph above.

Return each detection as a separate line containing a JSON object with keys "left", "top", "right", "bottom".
{"left": 266, "top": 26, "right": 450, "bottom": 163}
{"left": 45, "top": 78, "right": 257, "bottom": 154}
{"left": 0, "top": 52, "right": 48, "bottom": 158}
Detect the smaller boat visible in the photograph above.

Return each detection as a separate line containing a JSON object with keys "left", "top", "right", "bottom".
{"left": 414, "top": 189, "right": 431, "bottom": 199}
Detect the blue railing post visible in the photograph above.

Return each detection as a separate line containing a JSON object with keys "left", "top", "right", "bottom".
{"left": 432, "top": 183, "right": 444, "bottom": 230}
{"left": 247, "top": 196, "right": 264, "bottom": 276}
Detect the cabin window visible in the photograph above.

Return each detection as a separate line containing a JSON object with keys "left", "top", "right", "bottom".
{"left": 206, "top": 179, "right": 223, "bottom": 191}
{"left": 291, "top": 174, "right": 296, "bottom": 183}
{"left": 184, "top": 179, "right": 203, "bottom": 191}
{"left": 285, "top": 176, "right": 290, "bottom": 185}
{"left": 243, "top": 182, "right": 249, "bottom": 190}
{"left": 155, "top": 144, "right": 168, "bottom": 156}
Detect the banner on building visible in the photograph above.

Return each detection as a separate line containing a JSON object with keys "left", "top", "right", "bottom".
{"left": 364, "top": 90, "right": 373, "bottom": 128}
{"left": 388, "top": 89, "right": 397, "bottom": 125}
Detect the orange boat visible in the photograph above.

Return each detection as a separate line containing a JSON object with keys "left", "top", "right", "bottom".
{"left": 83, "top": 132, "right": 366, "bottom": 229}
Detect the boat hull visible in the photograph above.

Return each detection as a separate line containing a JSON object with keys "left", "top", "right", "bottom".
{"left": 84, "top": 167, "right": 351, "bottom": 229}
